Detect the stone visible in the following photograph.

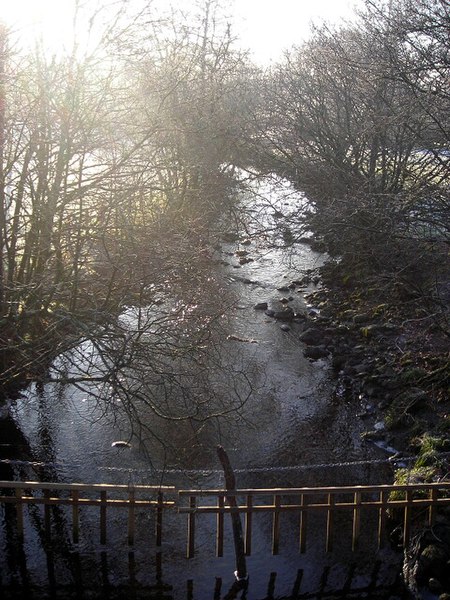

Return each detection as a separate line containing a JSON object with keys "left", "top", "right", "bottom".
{"left": 254, "top": 302, "right": 268, "bottom": 310}
{"left": 297, "top": 236, "right": 313, "bottom": 245}
{"left": 419, "top": 544, "right": 449, "bottom": 580}
{"left": 111, "top": 440, "right": 131, "bottom": 448}
{"left": 265, "top": 309, "right": 275, "bottom": 317}
{"left": 353, "top": 313, "right": 373, "bottom": 324}
{"left": 280, "top": 324, "right": 290, "bottom": 332}
{"left": 428, "top": 578, "right": 443, "bottom": 594}
{"left": 299, "top": 328, "right": 324, "bottom": 345}
{"left": 304, "top": 346, "right": 329, "bottom": 360}
{"left": 361, "top": 430, "right": 385, "bottom": 441}
{"left": 294, "top": 312, "right": 307, "bottom": 320}
{"left": 332, "top": 354, "right": 347, "bottom": 371}
{"left": 227, "top": 335, "right": 258, "bottom": 343}
{"left": 273, "top": 307, "right": 294, "bottom": 321}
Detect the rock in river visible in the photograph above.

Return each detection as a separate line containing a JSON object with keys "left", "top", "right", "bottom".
{"left": 111, "top": 440, "right": 131, "bottom": 448}
{"left": 254, "top": 302, "right": 268, "bottom": 310}
{"left": 303, "top": 346, "right": 329, "bottom": 360}
{"left": 273, "top": 307, "right": 294, "bottom": 320}
{"left": 299, "top": 328, "right": 324, "bottom": 345}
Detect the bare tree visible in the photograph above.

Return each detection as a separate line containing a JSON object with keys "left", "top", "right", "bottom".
{"left": 0, "top": 0, "right": 259, "bottom": 457}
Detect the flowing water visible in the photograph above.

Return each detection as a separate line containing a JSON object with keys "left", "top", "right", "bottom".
{"left": 0, "top": 175, "right": 403, "bottom": 598}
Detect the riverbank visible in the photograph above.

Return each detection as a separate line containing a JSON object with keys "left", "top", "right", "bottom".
{"left": 301, "top": 258, "right": 449, "bottom": 480}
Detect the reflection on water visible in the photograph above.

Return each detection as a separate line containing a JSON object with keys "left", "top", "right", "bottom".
{"left": 0, "top": 544, "right": 404, "bottom": 599}
{"left": 1, "top": 176, "right": 402, "bottom": 598}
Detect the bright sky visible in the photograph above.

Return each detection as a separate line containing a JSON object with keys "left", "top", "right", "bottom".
{"left": 232, "top": 0, "right": 360, "bottom": 63}
{"left": 1, "top": 0, "right": 361, "bottom": 62}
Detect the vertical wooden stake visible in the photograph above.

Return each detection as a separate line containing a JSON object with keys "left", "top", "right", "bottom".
{"left": 100, "top": 491, "right": 107, "bottom": 545}
{"left": 299, "top": 493, "right": 307, "bottom": 554}
{"left": 44, "top": 489, "right": 51, "bottom": 541}
{"left": 128, "top": 488, "right": 135, "bottom": 546}
{"left": 428, "top": 488, "right": 437, "bottom": 527}
{"left": 72, "top": 490, "right": 79, "bottom": 544}
{"left": 187, "top": 496, "right": 196, "bottom": 558}
{"left": 326, "top": 493, "right": 334, "bottom": 553}
{"left": 216, "top": 495, "right": 224, "bottom": 557}
{"left": 272, "top": 494, "right": 281, "bottom": 555}
{"left": 352, "top": 491, "right": 361, "bottom": 552}
{"left": 244, "top": 494, "right": 252, "bottom": 556}
{"left": 377, "top": 490, "right": 387, "bottom": 550}
{"left": 15, "top": 487, "right": 24, "bottom": 541}
{"left": 403, "top": 489, "right": 412, "bottom": 546}
{"left": 216, "top": 445, "right": 248, "bottom": 584}
{"left": 156, "top": 491, "right": 163, "bottom": 547}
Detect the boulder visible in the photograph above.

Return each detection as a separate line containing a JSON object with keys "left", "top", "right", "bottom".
{"left": 403, "top": 525, "right": 450, "bottom": 598}
{"left": 332, "top": 353, "right": 348, "bottom": 371}
{"left": 304, "top": 346, "right": 329, "bottom": 360}
{"left": 299, "top": 328, "right": 324, "bottom": 345}
{"left": 273, "top": 307, "right": 294, "bottom": 321}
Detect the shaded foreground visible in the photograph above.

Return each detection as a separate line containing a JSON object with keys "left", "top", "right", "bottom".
{"left": 0, "top": 558, "right": 407, "bottom": 600}
{"left": 3, "top": 478, "right": 450, "bottom": 599}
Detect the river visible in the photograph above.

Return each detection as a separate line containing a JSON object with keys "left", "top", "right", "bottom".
{"left": 0, "top": 175, "right": 403, "bottom": 598}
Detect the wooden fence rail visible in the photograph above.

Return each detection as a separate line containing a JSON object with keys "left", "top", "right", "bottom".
{"left": 0, "top": 480, "right": 175, "bottom": 547}
{"left": 178, "top": 482, "right": 450, "bottom": 557}
{"left": 1, "top": 480, "right": 449, "bottom": 557}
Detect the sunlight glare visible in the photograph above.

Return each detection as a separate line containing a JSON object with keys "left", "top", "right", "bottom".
{"left": 1, "top": 0, "right": 362, "bottom": 61}
{"left": 1, "top": 0, "right": 78, "bottom": 53}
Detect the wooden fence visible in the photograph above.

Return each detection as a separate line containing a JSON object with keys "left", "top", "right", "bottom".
{"left": 178, "top": 482, "right": 450, "bottom": 558}
{"left": 0, "top": 480, "right": 175, "bottom": 546}
{"left": 1, "top": 480, "right": 449, "bottom": 556}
